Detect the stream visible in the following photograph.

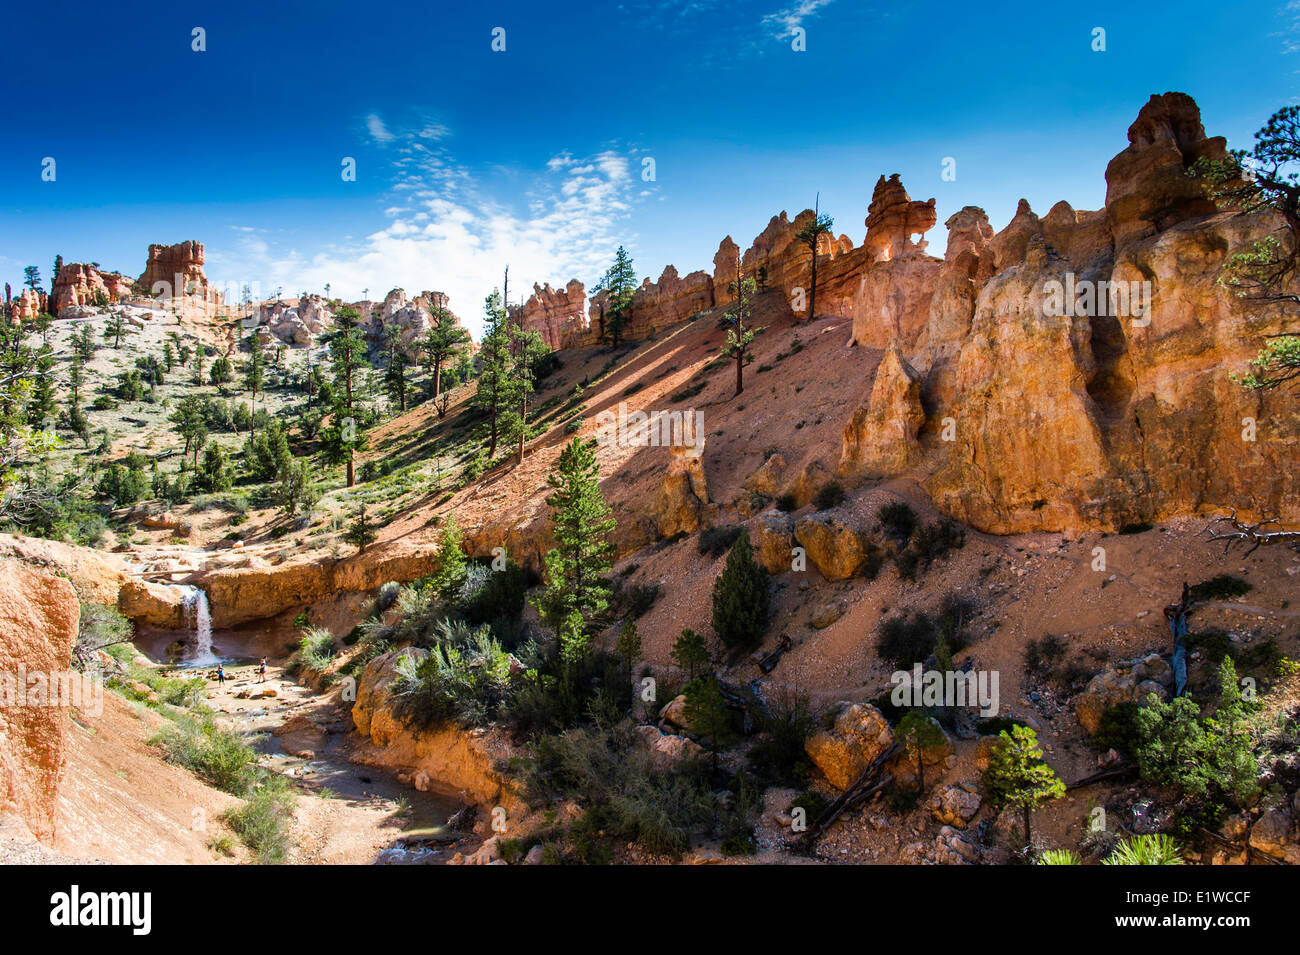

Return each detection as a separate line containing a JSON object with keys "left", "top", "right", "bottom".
{"left": 134, "top": 603, "right": 468, "bottom": 865}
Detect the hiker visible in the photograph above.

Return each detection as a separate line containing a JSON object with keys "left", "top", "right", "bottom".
{"left": 259, "top": 657, "right": 267, "bottom": 683}
{"left": 216, "top": 663, "right": 225, "bottom": 685}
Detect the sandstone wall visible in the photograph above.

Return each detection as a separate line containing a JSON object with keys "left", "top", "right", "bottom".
{"left": 0, "top": 562, "right": 80, "bottom": 841}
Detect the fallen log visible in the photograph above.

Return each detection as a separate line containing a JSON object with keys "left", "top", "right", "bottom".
{"left": 801, "top": 742, "right": 900, "bottom": 850}
{"left": 1066, "top": 765, "right": 1138, "bottom": 791}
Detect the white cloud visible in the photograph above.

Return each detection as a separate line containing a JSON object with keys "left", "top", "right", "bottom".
{"left": 208, "top": 121, "right": 649, "bottom": 338}
{"left": 760, "top": 0, "right": 836, "bottom": 38}
{"left": 366, "top": 113, "right": 395, "bottom": 144}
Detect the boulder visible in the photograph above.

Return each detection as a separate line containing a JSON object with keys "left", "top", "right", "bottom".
{"left": 657, "top": 694, "right": 691, "bottom": 733}
{"left": 929, "top": 784, "right": 982, "bottom": 828}
{"left": 1075, "top": 654, "right": 1173, "bottom": 735}
{"left": 745, "top": 453, "right": 787, "bottom": 497}
{"left": 789, "top": 459, "right": 834, "bottom": 509}
{"left": 932, "top": 825, "right": 981, "bottom": 864}
{"left": 793, "top": 513, "right": 879, "bottom": 581}
{"left": 809, "top": 600, "right": 845, "bottom": 629}
{"left": 1248, "top": 809, "right": 1299, "bottom": 864}
{"left": 636, "top": 724, "right": 705, "bottom": 765}
{"left": 752, "top": 509, "right": 794, "bottom": 575}
{"left": 804, "top": 703, "right": 894, "bottom": 791}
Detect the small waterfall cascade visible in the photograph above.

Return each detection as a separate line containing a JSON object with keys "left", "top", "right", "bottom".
{"left": 179, "top": 585, "right": 215, "bottom": 664}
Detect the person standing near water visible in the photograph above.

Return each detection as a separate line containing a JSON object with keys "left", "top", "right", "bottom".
{"left": 216, "top": 663, "right": 225, "bottom": 685}
{"left": 259, "top": 657, "right": 267, "bottom": 683}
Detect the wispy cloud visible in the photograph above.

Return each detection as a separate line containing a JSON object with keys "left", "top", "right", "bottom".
{"left": 760, "top": 0, "right": 836, "bottom": 39}
{"left": 365, "top": 113, "right": 395, "bottom": 144}
{"left": 210, "top": 118, "right": 650, "bottom": 335}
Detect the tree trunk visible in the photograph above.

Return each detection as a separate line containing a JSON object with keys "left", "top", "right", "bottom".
{"left": 518, "top": 392, "right": 526, "bottom": 466}
{"left": 735, "top": 351, "right": 743, "bottom": 395}
{"left": 1023, "top": 805, "right": 1032, "bottom": 852}
{"left": 346, "top": 455, "right": 355, "bottom": 488}
{"left": 808, "top": 247, "right": 818, "bottom": 322}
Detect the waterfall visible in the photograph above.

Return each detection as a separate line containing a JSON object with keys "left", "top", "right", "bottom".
{"left": 180, "top": 586, "right": 215, "bottom": 664}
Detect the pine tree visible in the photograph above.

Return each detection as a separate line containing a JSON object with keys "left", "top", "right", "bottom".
{"left": 1132, "top": 695, "right": 1212, "bottom": 799}
{"left": 721, "top": 252, "right": 758, "bottom": 396}
{"left": 103, "top": 312, "right": 132, "bottom": 349}
{"left": 1209, "top": 656, "right": 1260, "bottom": 805}
{"left": 793, "top": 199, "right": 834, "bottom": 322}
{"left": 533, "top": 437, "right": 615, "bottom": 636}
{"left": 615, "top": 617, "right": 641, "bottom": 709}
{"left": 711, "top": 530, "right": 770, "bottom": 650}
{"left": 67, "top": 352, "right": 83, "bottom": 407}
{"left": 430, "top": 512, "right": 468, "bottom": 602}
{"left": 323, "top": 306, "right": 369, "bottom": 486}
{"left": 169, "top": 394, "right": 209, "bottom": 468}
{"left": 509, "top": 322, "right": 549, "bottom": 465}
{"left": 895, "top": 710, "right": 947, "bottom": 792}
{"left": 981, "top": 725, "right": 1065, "bottom": 853}
{"left": 197, "top": 442, "right": 234, "bottom": 492}
{"left": 244, "top": 331, "right": 265, "bottom": 399}
{"left": 419, "top": 302, "right": 469, "bottom": 405}
{"left": 74, "top": 324, "right": 96, "bottom": 363}
{"left": 26, "top": 347, "right": 57, "bottom": 430}
{"left": 684, "top": 674, "right": 731, "bottom": 769}
{"left": 592, "top": 246, "right": 637, "bottom": 345}
{"left": 274, "top": 456, "right": 313, "bottom": 515}
{"left": 475, "top": 290, "right": 515, "bottom": 459}
{"left": 382, "top": 320, "right": 409, "bottom": 412}
{"left": 671, "top": 628, "right": 710, "bottom": 681}
{"left": 345, "top": 505, "right": 376, "bottom": 553}
{"left": 209, "top": 355, "right": 233, "bottom": 387}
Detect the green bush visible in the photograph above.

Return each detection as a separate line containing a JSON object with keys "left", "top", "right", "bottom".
{"left": 876, "top": 597, "right": 971, "bottom": 668}
{"left": 747, "top": 693, "right": 815, "bottom": 785}
{"left": 878, "top": 501, "right": 918, "bottom": 541}
{"left": 521, "top": 720, "right": 714, "bottom": 858}
{"left": 812, "top": 481, "right": 846, "bottom": 510}
{"left": 1189, "top": 575, "right": 1252, "bottom": 601}
{"left": 461, "top": 559, "right": 530, "bottom": 632}
{"left": 1103, "top": 834, "right": 1184, "bottom": 865}
{"left": 1090, "top": 701, "right": 1142, "bottom": 754}
{"left": 150, "top": 718, "right": 261, "bottom": 795}
{"left": 294, "top": 626, "right": 336, "bottom": 675}
{"left": 391, "top": 626, "right": 515, "bottom": 731}
{"left": 698, "top": 524, "right": 743, "bottom": 557}
{"left": 221, "top": 776, "right": 296, "bottom": 864}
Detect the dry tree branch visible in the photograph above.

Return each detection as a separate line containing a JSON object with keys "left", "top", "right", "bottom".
{"left": 1202, "top": 508, "right": 1300, "bottom": 556}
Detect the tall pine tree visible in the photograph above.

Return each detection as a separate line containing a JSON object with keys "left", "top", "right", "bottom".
{"left": 711, "top": 530, "right": 770, "bottom": 650}
{"left": 322, "top": 305, "right": 369, "bottom": 486}
{"left": 533, "top": 437, "right": 615, "bottom": 639}
{"left": 592, "top": 246, "right": 637, "bottom": 346}
{"left": 419, "top": 300, "right": 469, "bottom": 406}
{"left": 475, "top": 290, "right": 514, "bottom": 459}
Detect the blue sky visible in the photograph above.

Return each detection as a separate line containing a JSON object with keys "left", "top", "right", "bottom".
{"left": 1, "top": 0, "right": 1295, "bottom": 334}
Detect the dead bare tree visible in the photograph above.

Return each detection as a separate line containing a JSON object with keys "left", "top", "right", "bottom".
{"left": 1202, "top": 508, "right": 1300, "bottom": 556}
